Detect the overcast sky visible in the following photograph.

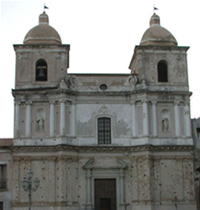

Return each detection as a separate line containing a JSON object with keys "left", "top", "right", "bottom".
{"left": 0, "top": 0, "right": 199, "bottom": 138}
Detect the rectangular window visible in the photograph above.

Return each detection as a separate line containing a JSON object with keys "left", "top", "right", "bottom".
{"left": 0, "top": 165, "right": 7, "bottom": 190}
{"left": 98, "top": 118, "right": 111, "bottom": 144}
{"left": 0, "top": 202, "right": 3, "bottom": 210}
{"left": 197, "top": 127, "right": 200, "bottom": 138}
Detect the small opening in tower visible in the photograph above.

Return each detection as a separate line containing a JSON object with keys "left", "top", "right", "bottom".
{"left": 36, "top": 59, "right": 47, "bottom": 81}
{"left": 158, "top": 60, "right": 168, "bottom": 82}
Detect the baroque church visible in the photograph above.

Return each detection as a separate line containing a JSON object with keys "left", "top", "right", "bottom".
{"left": 0, "top": 11, "right": 197, "bottom": 210}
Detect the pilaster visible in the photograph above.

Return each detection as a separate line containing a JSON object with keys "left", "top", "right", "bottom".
{"left": 14, "top": 101, "right": 20, "bottom": 138}
{"left": 70, "top": 102, "right": 76, "bottom": 136}
{"left": 49, "top": 101, "right": 55, "bottom": 137}
{"left": 174, "top": 101, "right": 180, "bottom": 137}
{"left": 142, "top": 100, "right": 149, "bottom": 136}
{"left": 59, "top": 99, "right": 65, "bottom": 136}
{"left": 152, "top": 101, "right": 157, "bottom": 137}
{"left": 131, "top": 102, "right": 137, "bottom": 137}
{"left": 184, "top": 102, "right": 191, "bottom": 137}
{"left": 25, "top": 101, "right": 32, "bottom": 137}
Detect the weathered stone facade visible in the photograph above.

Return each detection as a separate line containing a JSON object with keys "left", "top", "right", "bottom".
{"left": 0, "top": 12, "right": 197, "bottom": 210}
{"left": 192, "top": 117, "right": 200, "bottom": 209}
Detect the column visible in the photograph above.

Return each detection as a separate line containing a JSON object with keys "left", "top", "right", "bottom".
{"left": 152, "top": 101, "right": 157, "bottom": 137}
{"left": 174, "top": 101, "right": 180, "bottom": 137}
{"left": 119, "top": 169, "right": 126, "bottom": 210}
{"left": 70, "top": 103, "right": 76, "bottom": 136}
{"left": 25, "top": 101, "right": 31, "bottom": 137}
{"left": 131, "top": 102, "right": 137, "bottom": 137}
{"left": 60, "top": 100, "right": 65, "bottom": 136}
{"left": 86, "top": 169, "right": 92, "bottom": 208}
{"left": 14, "top": 101, "right": 20, "bottom": 138}
{"left": 50, "top": 101, "right": 55, "bottom": 137}
{"left": 143, "top": 100, "right": 149, "bottom": 136}
{"left": 184, "top": 102, "right": 191, "bottom": 137}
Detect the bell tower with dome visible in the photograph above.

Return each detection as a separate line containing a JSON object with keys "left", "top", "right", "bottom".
{"left": 14, "top": 12, "right": 69, "bottom": 89}
{"left": 13, "top": 12, "right": 71, "bottom": 140}
{"left": 9, "top": 12, "right": 197, "bottom": 210}
{"left": 129, "top": 13, "right": 191, "bottom": 139}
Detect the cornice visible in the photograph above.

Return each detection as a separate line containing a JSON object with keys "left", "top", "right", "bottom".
{"left": 11, "top": 144, "right": 194, "bottom": 153}
{"left": 134, "top": 45, "right": 190, "bottom": 51}
{"left": 12, "top": 87, "right": 191, "bottom": 98}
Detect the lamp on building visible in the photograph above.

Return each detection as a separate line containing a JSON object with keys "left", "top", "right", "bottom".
{"left": 21, "top": 169, "right": 40, "bottom": 210}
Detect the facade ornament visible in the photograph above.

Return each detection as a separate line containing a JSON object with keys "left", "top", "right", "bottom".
{"left": 59, "top": 79, "right": 68, "bottom": 90}
{"left": 69, "top": 75, "right": 78, "bottom": 88}
{"left": 129, "top": 75, "right": 138, "bottom": 85}
{"left": 36, "top": 109, "right": 45, "bottom": 132}
{"left": 162, "top": 118, "right": 169, "bottom": 131}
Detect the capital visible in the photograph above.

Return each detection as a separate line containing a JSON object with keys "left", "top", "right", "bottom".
{"left": 26, "top": 101, "right": 32, "bottom": 105}
{"left": 142, "top": 99, "right": 149, "bottom": 104}
{"left": 174, "top": 101, "right": 180, "bottom": 105}
{"left": 49, "top": 100, "right": 55, "bottom": 104}
{"left": 59, "top": 99, "right": 66, "bottom": 103}
{"left": 15, "top": 100, "right": 21, "bottom": 105}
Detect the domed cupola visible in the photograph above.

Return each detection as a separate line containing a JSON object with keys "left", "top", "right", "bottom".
{"left": 140, "top": 13, "right": 177, "bottom": 46}
{"left": 23, "top": 12, "right": 62, "bottom": 45}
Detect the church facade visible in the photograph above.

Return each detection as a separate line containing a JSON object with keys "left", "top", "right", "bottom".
{"left": 0, "top": 11, "right": 197, "bottom": 210}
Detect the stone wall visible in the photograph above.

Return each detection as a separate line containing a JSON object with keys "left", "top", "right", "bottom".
{"left": 11, "top": 146, "right": 196, "bottom": 210}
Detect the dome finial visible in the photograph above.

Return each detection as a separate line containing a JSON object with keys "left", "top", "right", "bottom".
{"left": 150, "top": 13, "right": 160, "bottom": 26}
{"left": 39, "top": 11, "right": 49, "bottom": 25}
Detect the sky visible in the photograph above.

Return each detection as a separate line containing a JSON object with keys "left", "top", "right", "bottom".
{"left": 0, "top": 0, "right": 200, "bottom": 138}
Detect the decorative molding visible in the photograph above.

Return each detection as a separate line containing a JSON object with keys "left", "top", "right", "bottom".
{"left": 11, "top": 144, "right": 194, "bottom": 153}
{"left": 83, "top": 158, "right": 94, "bottom": 169}
{"left": 13, "top": 156, "right": 57, "bottom": 161}
{"left": 12, "top": 201, "right": 69, "bottom": 207}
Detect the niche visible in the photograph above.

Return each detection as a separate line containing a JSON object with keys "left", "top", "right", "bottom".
{"left": 36, "top": 108, "right": 45, "bottom": 132}
{"left": 161, "top": 109, "right": 170, "bottom": 132}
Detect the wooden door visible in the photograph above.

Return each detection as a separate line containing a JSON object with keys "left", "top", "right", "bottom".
{"left": 94, "top": 179, "right": 116, "bottom": 210}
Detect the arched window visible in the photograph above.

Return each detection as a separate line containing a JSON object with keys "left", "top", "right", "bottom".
{"left": 157, "top": 60, "right": 168, "bottom": 82}
{"left": 98, "top": 117, "right": 111, "bottom": 144}
{"left": 36, "top": 59, "right": 47, "bottom": 81}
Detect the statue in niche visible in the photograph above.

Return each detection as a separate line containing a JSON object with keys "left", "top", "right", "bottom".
{"left": 36, "top": 109, "right": 45, "bottom": 132}
{"left": 162, "top": 118, "right": 169, "bottom": 131}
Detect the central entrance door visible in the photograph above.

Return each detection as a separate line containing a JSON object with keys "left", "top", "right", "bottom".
{"left": 94, "top": 179, "right": 116, "bottom": 210}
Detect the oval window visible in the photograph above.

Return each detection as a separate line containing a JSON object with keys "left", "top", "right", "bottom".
{"left": 99, "top": 84, "right": 108, "bottom": 91}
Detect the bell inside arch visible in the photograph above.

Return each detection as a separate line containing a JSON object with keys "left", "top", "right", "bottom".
{"left": 37, "top": 67, "right": 46, "bottom": 79}
{"left": 36, "top": 66, "right": 47, "bottom": 81}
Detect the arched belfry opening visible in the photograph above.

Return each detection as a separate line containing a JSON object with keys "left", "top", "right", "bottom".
{"left": 157, "top": 60, "right": 168, "bottom": 82}
{"left": 35, "top": 59, "right": 47, "bottom": 81}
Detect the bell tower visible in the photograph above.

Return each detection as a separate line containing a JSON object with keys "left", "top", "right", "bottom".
{"left": 12, "top": 12, "right": 71, "bottom": 140}
{"left": 14, "top": 12, "right": 70, "bottom": 89}
{"left": 129, "top": 13, "right": 191, "bottom": 140}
